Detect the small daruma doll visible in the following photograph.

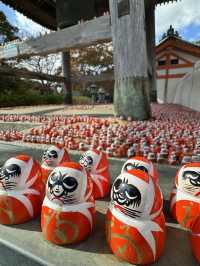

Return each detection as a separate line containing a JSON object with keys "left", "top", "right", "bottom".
{"left": 121, "top": 156, "right": 159, "bottom": 183}
{"left": 41, "top": 146, "right": 70, "bottom": 184}
{"left": 41, "top": 162, "right": 95, "bottom": 245}
{"left": 106, "top": 169, "right": 165, "bottom": 265}
{"left": 0, "top": 155, "right": 45, "bottom": 225}
{"left": 170, "top": 162, "right": 200, "bottom": 229}
{"left": 79, "top": 149, "right": 110, "bottom": 199}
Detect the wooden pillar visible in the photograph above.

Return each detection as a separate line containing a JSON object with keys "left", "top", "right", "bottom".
{"left": 61, "top": 51, "right": 73, "bottom": 104}
{"left": 145, "top": 2, "right": 157, "bottom": 102}
{"left": 109, "top": 0, "right": 151, "bottom": 120}
{"left": 56, "top": 0, "right": 76, "bottom": 105}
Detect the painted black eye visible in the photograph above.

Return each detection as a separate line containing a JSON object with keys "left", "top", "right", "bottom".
{"left": 114, "top": 179, "right": 122, "bottom": 190}
{"left": 49, "top": 150, "right": 58, "bottom": 158}
{"left": 137, "top": 166, "right": 148, "bottom": 174}
{"left": 183, "top": 170, "right": 200, "bottom": 187}
{"left": 125, "top": 184, "right": 141, "bottom": 199}
{"left": 183, "top": 171, "right": 199, "bottom": 179}
{"left": 63, "top": 176, "right": 78, "bottom": 192}
{"left": 1, "top": 164, "right": 21, "bottom": 178}
{"left": 112, "top": 180, "right": 141, "bottom": 208}
{"left": 87, "top": 156, "right": 93, "bottom": 165}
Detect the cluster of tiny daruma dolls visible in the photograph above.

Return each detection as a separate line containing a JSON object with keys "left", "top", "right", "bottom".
{"left": 0, "top": 146, "right": 200, "bottom": 265}
{"left": 1, "top": 111, "right": 200, "bottom": 166}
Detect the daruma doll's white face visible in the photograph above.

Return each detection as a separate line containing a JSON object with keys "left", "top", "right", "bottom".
{"left": 47, "top": 166, "right": 87, "bottom": 206}
{"left": 0, "top": 157, "right": 34, "bottom": 191}
{"left": 178, "top": 165, "right": 200, "bottom": 196}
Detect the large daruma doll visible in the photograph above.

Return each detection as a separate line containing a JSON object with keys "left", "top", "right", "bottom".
{"left": 41, "top": 162, "right": 95, "bottom": 245}
{"left": 121, "top": 156, "right": 159, "bottom": 183}
{"left": 41, "top": 145, "right": 70, "bottom": 185}
{"left": 170, "top": 162, "right": 200, "bottom": 229}
{"left": 0, "top": 155, "right": 45, "bottom": 224}
{"left": 79, "top": 149, "right": 110, "bottom": 199}
{"left": 106, "top": 169, "right": 165, "bottom": 265}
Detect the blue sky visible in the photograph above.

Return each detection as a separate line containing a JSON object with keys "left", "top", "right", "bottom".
{"left": 0, "top": 0, "right": 200, "bottom": 43}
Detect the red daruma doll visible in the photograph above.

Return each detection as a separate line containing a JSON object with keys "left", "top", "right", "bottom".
{"left": 170, "top": 162, "right": 200, "bottom": 229}
{"left": 79, "top": 149, "right": 110, "bottom": 199}
{"left": 106, "top": 169, "right": 166, "bottom": 265}
{"left": 41, "top": 162, "right": 95, "bottom": 245}
{"left": 121, "top": 156, "right": 159, "bottom": 183}
{"left": 0, "top": 155, "right": 45, "bottom": 224}
{"left": 41, "top": 145, "right": 70, "bottom": 184}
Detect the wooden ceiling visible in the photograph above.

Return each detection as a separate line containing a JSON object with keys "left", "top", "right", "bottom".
{"left": 1, "top": 0, "right": 180, "bottom": 30}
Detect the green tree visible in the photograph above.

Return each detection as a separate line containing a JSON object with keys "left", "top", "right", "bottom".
{"left": 0, "top": 11, "right": 19, "bottom": 44}
{"left": 71, "top": 42, "right": 114, "bottom": 76}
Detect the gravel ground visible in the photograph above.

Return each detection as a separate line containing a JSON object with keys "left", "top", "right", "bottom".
{"left": 0, "top": 104, "right": 114, "bottom": 116}
{"left": 0, "top": 122, "right": 40, "bottom": 131}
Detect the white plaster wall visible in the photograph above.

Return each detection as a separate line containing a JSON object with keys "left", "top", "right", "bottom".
{"left": 157, "top": 79, "right": 165, "bottom": 103}
{"left": 169, "top": 67, "right": 193, "bottom": 75}
{"left": 166, "top": 78, "right": 181, "bottom": 102}
{"left": 174, "top": 63, "right": 200, "bottom": 111}
{"left": 157, "top": 77, "right": 185, "bottom": 103}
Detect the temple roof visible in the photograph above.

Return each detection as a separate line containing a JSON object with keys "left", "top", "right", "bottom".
{"left": 1, "top": 0, "right": 180, "bottom": 30}
{"left": 156, "top": 35, "right": 200, "bottom": 58}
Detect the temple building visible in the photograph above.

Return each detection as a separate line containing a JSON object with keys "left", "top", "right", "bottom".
{"left": 156, "top": 25, "right": 200, "bottom": 104}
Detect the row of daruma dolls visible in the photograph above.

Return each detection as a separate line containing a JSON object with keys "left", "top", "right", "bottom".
{"left": 0, "top": 146, "right": 200, "bottom": 264}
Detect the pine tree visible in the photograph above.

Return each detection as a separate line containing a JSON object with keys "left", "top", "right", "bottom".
{"left": 0, "top": 11, "right": 18, "bottom": 44}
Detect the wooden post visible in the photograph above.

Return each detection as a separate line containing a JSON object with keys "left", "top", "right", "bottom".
{"left": 145, "top": 2, "right": 157, "bottom": 102}
{"left": 56, "top": 0, "right": 74, "bottom": 104}
{"left": 61, "top": 51, "right": 73, "bottom": 104}
{"left": 109, "top": 0, "right": 151, "bottom": 120}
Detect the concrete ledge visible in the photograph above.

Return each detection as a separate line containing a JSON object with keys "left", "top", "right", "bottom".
{"left": 0, "top": 200, "right": 198, "bottom": 266}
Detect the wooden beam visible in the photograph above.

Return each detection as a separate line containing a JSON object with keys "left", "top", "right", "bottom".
{"left": 0, "top": 66, "right": 114, "bottom": 83}
{"left": 0, "top": 15, "right": 111, "bottom": 61}
{"left": 0, "top": 66, "right": 67, "bottom": 83}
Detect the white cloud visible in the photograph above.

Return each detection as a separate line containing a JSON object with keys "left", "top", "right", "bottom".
{"left": 15, "top": 12, "right": 47, "bottom": 39}
{"left": 156, "top": 0, "right": 200, "bottom": 40}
